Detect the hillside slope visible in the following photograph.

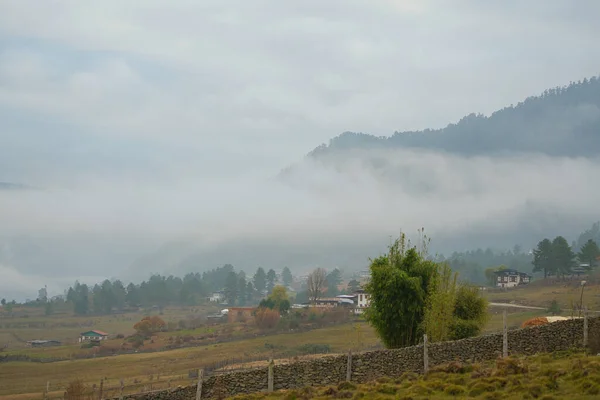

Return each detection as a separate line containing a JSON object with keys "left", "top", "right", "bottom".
{"left": 306, "top": 76, "right": 600, "bottom": 159}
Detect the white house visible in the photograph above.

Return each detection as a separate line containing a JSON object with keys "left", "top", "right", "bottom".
{"left": 352, "top": 289, "right": 371, "bottom": 314}
{"left": 208, "top": 291, "right": 224, "bottom": 302}
{"left": 494, "top": 269, "right": 532, "bottom": 288}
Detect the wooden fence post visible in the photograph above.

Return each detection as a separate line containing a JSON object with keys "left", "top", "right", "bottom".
{"left": 195, "top": 369, "right": 204, "bottom": 400}
{"left": 43, "top": 381, "right": 49, "bottom": 400}
{"left": 99, "top": 379, "right": 104, "bottom": 400}
{"left": 423, "top": 334, "right": 429, "bottom": 374}
{"left": 119, "top": 379, "right": 124, "bottom": 400}
{"left": 268, "top": 358, "right": 274, "bottom": 392}
{"left": 346, "top": 350, "right": 352, "bottom": 381}
{"left": 502, "top": 309, "right": 508, "bottom": 358}
{"left": 583, "top": 307, "right": 589, "bottom": 348}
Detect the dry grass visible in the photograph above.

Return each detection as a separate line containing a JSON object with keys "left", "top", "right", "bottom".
{"left": 484, "top": 280, "right": 600, "bottom": 310}
{"left": 0, "top": 322, "right": 381, "bottom": 399}
{"left": 235, "top": 352, "right": 600, "bottom": 400}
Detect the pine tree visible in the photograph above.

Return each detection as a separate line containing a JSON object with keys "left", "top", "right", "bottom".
{"left": 578, "top": 239, "right": 600, "bottom": 270}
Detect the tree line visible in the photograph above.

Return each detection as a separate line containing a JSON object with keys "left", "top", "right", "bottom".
{"left": 532, "top": 236, "right": 599, "bottom": 278}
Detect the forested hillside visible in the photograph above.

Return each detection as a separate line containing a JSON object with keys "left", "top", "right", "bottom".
{"left": 308, "top": 77, "right": 600, "bottom": 158}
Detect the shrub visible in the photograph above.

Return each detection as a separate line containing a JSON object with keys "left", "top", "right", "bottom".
{"left": 444, "top": 384, "right": 465, "bottom": 396}
{"left": 64, "top": 378, "right": 89, "bottom": 400}
{"left": 254, "top": 308, "right": 280, "bottom": 330}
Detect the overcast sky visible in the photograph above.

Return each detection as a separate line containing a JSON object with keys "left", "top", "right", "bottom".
{"left": 1, "top": 0, "right": 600, "bottom": 300}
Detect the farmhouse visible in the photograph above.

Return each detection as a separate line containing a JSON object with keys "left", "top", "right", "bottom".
{"left": 494, "top": 269, "right": 532, "bottom": 288}
{"left": 353, "top": 289, "right": 371, "bottom": 314}
{"left": 208, "top": 291, "right": 225, "bottom": 303}
{"left": 79, "top": 330, "right": 109, "bottom": 342}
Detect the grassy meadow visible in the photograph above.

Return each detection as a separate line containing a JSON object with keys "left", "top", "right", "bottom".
{"left": 2, "top": 279, "right": 599, "bottom": 399}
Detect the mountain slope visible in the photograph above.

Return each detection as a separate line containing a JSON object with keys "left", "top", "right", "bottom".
{"left": 307, "top": 76, "right": 600, "bottom": 158}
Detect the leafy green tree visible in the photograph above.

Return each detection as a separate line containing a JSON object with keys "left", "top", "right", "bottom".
{"left": 364, "top": 234, "right": 438, "bottom": 348}
{"left": 1, "top": 298, "right": 5, "bottom": 306}
{"left": 551, "top": 236, "right": 576, "bottom": 277}
{"left": 423, "top": 264, "right": 458, "bottom": 342}
{"left": 532, "top": 238, "right": 553, "bottom": 278}
{"left": 449, "top": 285, "right": 488, "bottom": 340}
{"left": 266, "top": 269, "right": 277, "bottom": 293}
{"left": 578, "top": 239, "right": 600, "bottom": 270}
{"left": 253, "top": 267, "right": 267, "bottom": 294}
{"left": 281, "top": 267, "right": 293, "bottom": 287}
{"left": 258, "top": 285, "right": 290, "bottom": 315}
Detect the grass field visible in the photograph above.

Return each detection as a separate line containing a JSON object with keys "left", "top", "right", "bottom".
{"left": 484, "top": 280, "right": 600, "bottom": 310}
{"left": 0, "top": 322, "right": 381, "bottom": 399}
{"left": 231, "top": 351, "right": 600, "bottom": 399}
{"left": 2, "top": 280, "right": 598, "bottom": 399}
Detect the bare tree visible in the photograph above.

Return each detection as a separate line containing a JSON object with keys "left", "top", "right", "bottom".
{"left": 307, "top": 268, "right": 327, "bottom": 305}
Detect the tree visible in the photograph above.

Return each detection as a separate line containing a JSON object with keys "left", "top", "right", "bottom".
{"left": 258, "top": 285, "right": 291, "bottom": 315}
{"left": 224, "top": 271, "right": 239, "bottom": 305}
{"left": 449, "top": 285, "right": 488, "bottom": 340}
{"left": 423, "top": 263, "right": 458, "bottom": 343}
{"left": 483, "top": 265, "right": 507, "bottom": 286}
{"left": 306, "top": 268, "right": 327, "bottom": 305}
{"left": 532, "top": 238, "right": 553, "bottom": 278}
{"left": 326, "top": 268, "right": 343, "bottom": 296}
{"left": 237, "top": 273, "right": 247, "bottom": 306}
{"left": 253, "top": 267, "right": 267, "bottom": 295}
{"left": 578, "top": 239, "right": 600, "bottom": 270}
{"left": 281, "top": 267, "right": 293, "bottom": 286}
{"left": 1, "top": 298, "right": 5, "bottom": 306}
{"left": 134, "top": 316, "right": 166, "bottom": 336}
{"left": 364, "top": 233, "right": 438, "bottom": 348}
{"left": 125, "top": 283, "right": 140, "bottom": 306}
{"left": 551, "top": 236, "right": 576, "bottom": 277}
{"left": 266, "top": 269, "right": 277, "bottom": 293}
{"left": 347, "top": 279, "right": 361, "bottom": 293}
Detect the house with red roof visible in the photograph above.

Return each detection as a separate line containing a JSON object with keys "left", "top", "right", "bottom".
{"left": 79, "top": 330, "right": 109, "bottom": 342}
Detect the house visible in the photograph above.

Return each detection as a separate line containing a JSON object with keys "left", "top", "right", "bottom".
{"left": 227, "top": 307, "right": 256, "bottom": 323}
{"left": 208, "top": 291, "right": 225, "bottom": 303}
{"left": 493, "top": 269, "right": 532, "bottom": 288}
{"left": 79, "top": 330, "right": 109, "bottom": 342}
{"left": 353, "top": 289, "right": 371, "bottom": 314}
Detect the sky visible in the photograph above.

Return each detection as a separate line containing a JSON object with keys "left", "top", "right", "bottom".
{"left": 1, "top": 0, "right": 600, "bottom": 301}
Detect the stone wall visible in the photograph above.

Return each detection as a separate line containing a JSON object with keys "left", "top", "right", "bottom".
{"left": 120, "top": 316, "right": 599, "bottom": 400}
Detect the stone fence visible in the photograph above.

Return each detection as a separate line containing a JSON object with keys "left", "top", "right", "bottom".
{"left": 118, "top": 316, "right": 599, "bottom": 400}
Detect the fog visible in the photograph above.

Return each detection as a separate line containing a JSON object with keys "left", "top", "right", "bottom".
{"left": 2, "top": 0, "right": 600, "bottom": 300}
{"left": 2, "top": 148, "right": 600, "bottom": 300}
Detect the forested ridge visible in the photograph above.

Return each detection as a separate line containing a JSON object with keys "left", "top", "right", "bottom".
{"left": 308, "top": 76, "right": 600, "bottom": 158}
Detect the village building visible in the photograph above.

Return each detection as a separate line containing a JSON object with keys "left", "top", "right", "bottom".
{"left": 208, "top": 291, "right": 225, "bottom": 303}
{"left": 493, "top": 269, "right": 532, "bottom": 288}
{"left": 353, "top": 289, "right": 371, "bottom": 314}
{"left": 79, "top": 330, "right": 109, "bottom": 342}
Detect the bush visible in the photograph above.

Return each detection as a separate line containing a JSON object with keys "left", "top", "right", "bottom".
{"left": 64, "top": 378, "right": 89, "bottom": 400}
{"left": 254, "top": 308, "right": 280, "bottom": 330}
{"left": 449, "top": 319, "right": 481, "bottom": 340}
{"left": 115, "top": 333, "right": 125, "bottom": 339}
